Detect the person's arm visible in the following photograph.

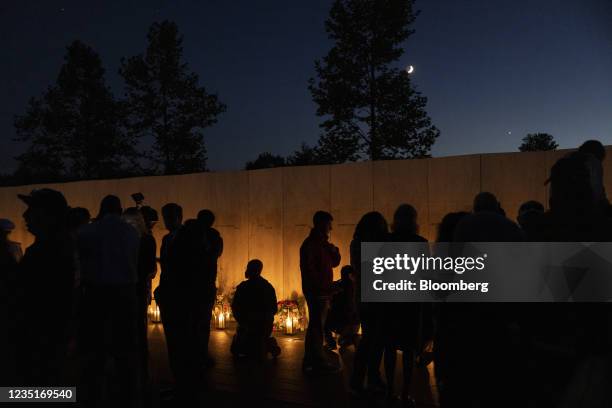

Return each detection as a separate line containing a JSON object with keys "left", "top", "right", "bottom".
{"left": 210, "top": 229, "right": 223, "bottom": 259}
{"left": 269, "top": 285, "right": 278, "bottom": 316}
{"left": 138, "top": 235, "right": 157, "bottom": 282}
{"left": 147, "top": 235, "right": 158, "bottom": 279}
{"left": 217, "top": 234, "right": 224, "bottom": 258}
{"left": 231, "top": 286, "right": 242, "bottom": 322}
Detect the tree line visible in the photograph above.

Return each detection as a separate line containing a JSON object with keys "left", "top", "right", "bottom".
{"left": 9, "top": 21, "right": 226, "bottom": 185}
{"left": 4, "top": 0, "right": 559, "bottom": 184}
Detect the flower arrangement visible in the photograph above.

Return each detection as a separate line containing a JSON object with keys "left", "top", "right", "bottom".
{"left": 212, "top": 286, "right": 235, "bottom": 329}
{"left": 274, "top": 297, "right": 307, "bottom": 334}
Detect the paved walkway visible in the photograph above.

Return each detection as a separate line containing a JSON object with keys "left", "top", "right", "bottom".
{"left": 148, "top": 322, "right": 439, "bottom": 407}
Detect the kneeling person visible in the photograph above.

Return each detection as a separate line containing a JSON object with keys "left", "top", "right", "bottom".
{"left": 231, "top": 260, "right": 280, "bottom": 358}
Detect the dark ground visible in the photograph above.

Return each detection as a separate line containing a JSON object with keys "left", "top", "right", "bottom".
{"left": 148, "top": 321, "right": 439, "bottom": 408}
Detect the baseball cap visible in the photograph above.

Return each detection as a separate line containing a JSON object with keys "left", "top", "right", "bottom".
{"left": 17, "top": 188, "right": 69, "bottom": 216}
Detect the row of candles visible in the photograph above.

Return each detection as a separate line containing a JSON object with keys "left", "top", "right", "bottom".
{"left": 215, "top": 311, "right": 300, "bottom": 335}
{"left": 149, "top": 302, "right": 301, "bottom": 335}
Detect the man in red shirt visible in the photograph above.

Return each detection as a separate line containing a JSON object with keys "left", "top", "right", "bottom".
{"left": 300, "top": 211, "right": 341, "bottom": 373}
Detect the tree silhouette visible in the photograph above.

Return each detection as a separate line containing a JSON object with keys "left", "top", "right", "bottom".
{"left": 245, "top": 152, "right": 286, "bottom": 170}
{"left": 120, "top": 21, "right": 226, "bottom": 175}
{"left": 14, "top": 41, "right": 135, "bottom": 183}
{"left": 286, "top": 143, "right": 324, "bottom": 166}
{"left": 519, "top": 133, "right": 558, "bottom": 152}
{"left": 309, "top": 0, "right": 439, "bottom": 163}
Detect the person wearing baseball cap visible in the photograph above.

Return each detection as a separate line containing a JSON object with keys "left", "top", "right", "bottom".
{"left": 18, "top": 188, "right": 69, "bottom": 237}
{"left": 14, "top": 188, "right": 75, "bottom": 386}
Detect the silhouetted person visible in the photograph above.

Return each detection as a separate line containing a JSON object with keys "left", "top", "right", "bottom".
{"left": 523, "top": 152, "right": 612, "bottom": 406}
{"left": 139, "top": 208, "right": 159, "bottom": 291}
{"left": 164, "top": 219, "right": 203, "bottom": 399}
{"left": 453, "top": 191, "right": 525, "bottom": 241}
{"left": 231, "top": 259, "right": 280, "bottom": 359}
{"left": 77, "top": 195, "right": 141, "bottom": 406}
{"left": 160, "top": 209, "right": 223, "bottom": 400}
{"left": 125, "top": 205, "right": 158, "bottom": 387}
{"left": 389, "top": 204, "right": 427, "bottom": 243}
{"left": 433, "top": 211, "right": 469, "bottom": 407}
{"left": 300, "top": 210, "right": 341, "bottom": 373}
{"left": 0, "top": 218, "right": 21, "bottom": 384}
{"left": 440, "top": 194, "right": 525, "bottom": 408}
{"left": 324, "top": 265, "right": 359, "bottom": 351}
{"left": 154, "top": 203, "right": 183, "bottom": 385}
{"left": 384, "top": 204, "right": 430, "bottom": 404}
{"left": 518, "top": 200, "right": 544, "bottom": 217}
{"left": 473, "top": 191, "right": 501, "bottom": 213}
{"left": 517, "top": 200, "right": 545, "bottom": 239}
{"left": 350, "top": 211, "right": 389, "bottom": 393}
{"left": 67, "top": 207, "right": 91, "bottom": 233}
{"left": 67, "top": 207, "right": 90, "bottom": 288}
{"left": 196, "top": 209, "right": 223, "bottom": 368}
{"left": 65, "top": 207, "right": 91, "bottom": 377}
{"left": 15, "top": 189, "right": 74, "bottom": 386}
{"left": 578, "top": 139, "right": 609, "bottom": 213}
{"left": 535, "top": 152, "right": 612, "bottom": 241}
{"left": 474, "top": 190, "right": 506, "bottom": 216}
{"left": 436, "top": 212, "right": 469, "bottom": 243}
{"left": 158, "top": 203, "right": 183, "bottom": 290}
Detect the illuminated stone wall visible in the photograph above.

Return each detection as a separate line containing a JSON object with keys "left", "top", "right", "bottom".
{"left": 1, "top": 148, "right": 610, "bottom": 299}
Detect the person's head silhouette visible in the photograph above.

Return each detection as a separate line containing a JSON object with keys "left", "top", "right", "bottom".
{"left": 518, "top": 200, "right": 544, "bottom": 219}
{"left": 197, "top": 209, "right": 215, "bottom": 228}
{"left": 245, "top": 259, "right": 264, "bottom": 279}
{"left": 162, "top": 203, "right": 183, "bottom": 232}
{"left": 97, "top": 195, "right": 122, "bottom": 220}
{"left": 67, "top": 207, "right": 91, "bottom": 232}
{"left": 579, "top": 140, "right": 606, "bottom": 162}
{"left": 18, "top": 188, "right": 69, "bottom": 238}
{"left": 340, "top": 265, "right": 354, "bottom": 281}
{"left": 392, "top": 204, "right": 418, "bottom": 234}
{"left": 313, "top": 210, "right": 333, "bottom": 235}
{"left": 436, "top": 211, "right": 469, "bottom": 242}
{"left": 517, "top": 200, "right": 545, "bottom": 233}
{"left": 549, "top": 152, "right": 593, "bottom": 214}
{"left": 473, "top": 192, "right": 500, "bottom": 214}
{"left": 354, "top": 211, "right": 388, "bottom": 241}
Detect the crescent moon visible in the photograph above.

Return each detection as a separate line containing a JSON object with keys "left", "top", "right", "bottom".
{"left": 406, "top": 65, "right": 415, "bottom": 74}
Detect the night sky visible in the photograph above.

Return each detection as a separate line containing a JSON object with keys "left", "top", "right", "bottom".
{"left": 1, "top": 0, "right": 611, "bottom": 174}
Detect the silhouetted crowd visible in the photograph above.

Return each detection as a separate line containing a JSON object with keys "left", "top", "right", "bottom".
{"left": 1, "top": 140, "right": 611, "bottom": 407}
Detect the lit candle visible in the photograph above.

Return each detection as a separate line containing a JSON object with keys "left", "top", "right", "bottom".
{"left": 153, "top": 304, "right": 160, "bottom": 322}
{"left": 292, "top": 316, "right": 298, "bottom": 331}
{"left": 217, "top": 312, "right": 226, "bottom": 329}
{"left": 148, "top": 303, "right": 161, "bottom": 323}
{"left": 285, "top": 314, "right": 294, "bottom": 335}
